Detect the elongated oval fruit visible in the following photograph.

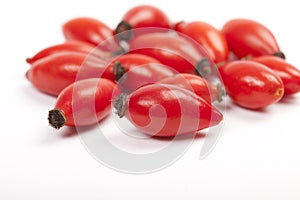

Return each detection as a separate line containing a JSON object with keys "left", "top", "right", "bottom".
{"left": 222, "top": 18, "right": 284, "bottom": 59}
{"left": 129, "top": 32, "right": 211, "bottom": 75}
{"left": 218, "top": 61, "right": 284, "bottom": 109}
{"left": 159, "top": 73, "right": 225, "bottom": 103}
{"left": 113, "top": 84, "right": 223, "bottom": 137}
{"left": 108, "top": 53, "right": 162, "bottom": 80}
{"left": 251, "top": 56, "right": 300, "bottom": 95}
{"left": 175, "top": 21, "right": 229, "bottom": 64}
{"left": 62, "top": 17, "right": 118, "bottom": 51}
{"left": 115, "top": 5, "right": 171, "bottom": 41}
{"left": 26, "top": 41, "right": 112, "bottom": 64}
{"left": 26, "top": 52, "right": 112, "bottom": 96}
{"left": 115, "top": 62, "right": 175, "bottom": 93}
{"left": 107, "top": 53, "right": 173, "bottom": 92}
{"left": 48, "top": 78, "right": 117, "bottom": 129}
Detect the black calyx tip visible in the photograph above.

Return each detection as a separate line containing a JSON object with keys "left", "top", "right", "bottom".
{"left": 216, "top": 83, "right": 226, "bottom": 102}
{"left": 48, "top": 109, "right": 66, "bottom": 129}
{"left": 113, "top": 62, "right": 126, "bottom": 81}
{"left": 115, "top": 21, "right": 133, "bottom": 42}
{"left": 110, "top": 47, "right": 128, "bottom": 57}
{"left": 195, "top": 58, "right": 212, "bottom": 77}
{"left": 113, "top": 93, "right": 127, "bottom": 118}
{"left": 273, "top": 52, "right": 286, "bottom": 60}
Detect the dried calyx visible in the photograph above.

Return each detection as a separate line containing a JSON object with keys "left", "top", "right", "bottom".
{"left": 113, "top": 61, "right": 126, "bottom": 81}
{"left": 48, "top": 109, "right": 66, "bottom": 129}
{"left": 195, "top": 58, "right": 212, "bottom": 77}
{"left": 216, "top": 83, "right": 226, "bottom": 102}
{"left": 273, "top": 52, "right": 285, "bottom": 60}
{"left": 115, "top": 21, "right": 134, "bottom": 41}
{"left": 113, "top": 93, "right": 127, "bottom": 118}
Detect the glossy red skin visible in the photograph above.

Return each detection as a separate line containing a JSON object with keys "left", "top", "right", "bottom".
{"left": 26, "top": 52, "right": 113, "bottom": 96}
{"left": 102, "top": 54, "right": 163, "bottom": 92}
{"left": 129, "top": 32, "right": 205, "bottom": 74}
{"left": 175, "top": 21, "right": 229, "bottom": 64}
{"left": 26, "top": 41, "right": 114, "bottom": 64}
{"left": 121, "top": 5, "right": 170, "bottom": 29}
{"left": 62, "top": 17, "right": 116, "bottom": 51}
{"left": 108, "top": 53, "right": 161, "bottom": 73}
{"left": 121, "top": 84, "right": 223, "bottom": 137}
{"left": 219, "top": 61, "right": 284, "bottom": 109}
{"left": 251, "top": 56, "right": 300, "bottom": 94}
{"left": 55, "top": 78, "right": 116, "bottom": 127}
{"left": 159, "top": 73, "right": 218, "bottom": 103}
{"left": 222, "top": 19, "right": 282, "bottom": 59}
{"left": 117, "top": 62, "right": 175, "bottom": 93}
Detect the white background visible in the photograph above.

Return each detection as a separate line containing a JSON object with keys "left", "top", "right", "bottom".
{"left": 1, "top": 0, "right": 300, "bottom": 199}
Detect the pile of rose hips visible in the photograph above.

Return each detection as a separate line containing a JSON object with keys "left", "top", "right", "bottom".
{"left": 26, "top": 5, "right": 300, "bottom": 137}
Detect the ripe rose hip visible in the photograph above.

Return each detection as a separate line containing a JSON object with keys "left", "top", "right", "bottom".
{"left": 114, "top": 84, "right": 223, "bottom": 137}
{"left": 219, "top": 60, "right": 284, "bottom": 109}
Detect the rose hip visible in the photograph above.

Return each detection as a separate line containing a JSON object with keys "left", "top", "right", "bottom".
{"left": 222, "top": 18, "right": 284, "bottom": 59}
{"left": 219, "top": 60, "right": 284, "bottom": 109}
{"left": 174, "top": 21, "right": 229, "bottom": 64}
{"left": 113, "top": 84, "right": 223, "bottom": 137}
{"left": 26, "top": 41, "right": 113, "bottom": 64}
{"left": 107, "top": 53, "right": 162, "bottom": 80}
{"left": 26, "top": 52, "right": 112, "bottom": 96}
{"left": 129, "top": 32, "right": 212, "bottom": 75}
{"left": 115, "top": 5, "right": 171, "bottom": 41}
{"left": 159, "top": 73, "right": 225, "bottom": 103}
{"left": 62, "top": 17, "right": 118, "bottom": 51}
{"left": 48, "top": 78, "right": 117, "bottom": 129}
{"left": 251, "top": 56, "right": 300, "bottom": 95}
